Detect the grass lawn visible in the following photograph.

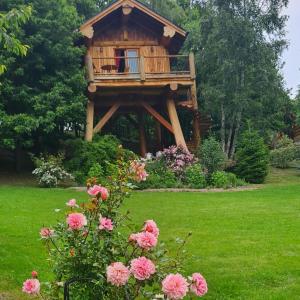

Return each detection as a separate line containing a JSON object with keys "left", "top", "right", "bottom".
{"left": 0, "top": 168, "right": 300, "bottom": 299}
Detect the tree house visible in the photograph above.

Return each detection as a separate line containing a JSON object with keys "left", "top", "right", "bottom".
{"left": 80, "top": 0, "right": 200, "bottom": 155}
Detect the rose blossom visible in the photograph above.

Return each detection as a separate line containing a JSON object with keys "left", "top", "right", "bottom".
{"left": 189, "top": 273, "right": 208, "bottom": 297}
{"left": 143, "top": 220, "right": 159, "bottom": 238}
{"left": 66, "top": 199, "right": 79, "bottom": 208}
{"left": 22, "top": 279, "right": 40, "bottom": 295}
{"left": 99, "top": 217, "right": 113, "bottom": 231}
{"left": 130, "top": 256, "right": 156, "bottom": 280}
{"left": 40, "top": 227, "right": 54, "bottom": 239}
{"left": 128, "top": 233, "right": 139, "bottom": 243}
{"left": 87, "top": 185, "right": 109, "bottom": 200}
{"left": 31, "top": 271, "right": 38, "bottom": 278}
{"left": 162, "top": 273, "right": 188, "bottom": 300}
{"left": 130, "top": 161, "right": 148, "bottom": 182}
{"left": 67, "top": 213, "right": 87, "bottom": 230}
{"left": 106, "top": 262, "right": 130, "bottom": 286}
{"left": 136, "top": 232, "right": 157, "bottom": 250}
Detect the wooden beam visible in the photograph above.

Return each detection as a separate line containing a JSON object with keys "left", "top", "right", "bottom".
{"left": 122, "top": 3, "right": 133, "bottom": 16}
{"left": 169, "top": 83, "right": 178, "bottom": 91}
{"left": 141, "top": 101, "right": 173, "bottom": 134}
{"left": 161, "top": 26, "right": 176, "bottom": 47}
{"left": 93, "top": 41, "right": 159, "bottom": 47}
{"left": 80, "top": 25, "right": 94, "bottom": 39}
{"left": 138, "top": 111, "right": 147, "bottom": 157}
{"left": 85, "top": 100, "right": 94, "bottom": 142}
{"left": 93, "top": 102, "right": 120, "bottom": 134}
{"left": 88, "top": 83, "right": 97, "bottom": 93}
{"left": 166, "top": 97, "right": 187, "bottom": 150}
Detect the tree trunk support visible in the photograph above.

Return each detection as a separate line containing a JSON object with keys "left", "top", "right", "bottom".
{"left": 138, "top": 111, "right": 147, "bottom": 157}
{"left": 155, "top": 121, "right": 162, "bottom": 150}
{"left": 166, "top": 97, "right": 187, "bottom": 150}
{"left": 85, "top": 100, "right": 94, "bottom": 142}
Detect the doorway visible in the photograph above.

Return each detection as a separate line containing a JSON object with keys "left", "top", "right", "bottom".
{"left": 115, "top": 49, "right": 139, "bottom": 73}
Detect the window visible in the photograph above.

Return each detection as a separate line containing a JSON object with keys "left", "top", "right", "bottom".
{"left": 115, "top": 49, "right": 139, "bottom": 73}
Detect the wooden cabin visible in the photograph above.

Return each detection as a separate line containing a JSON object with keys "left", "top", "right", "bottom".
{"left": 80, "top": 0, "right": 200, "bottom": 155}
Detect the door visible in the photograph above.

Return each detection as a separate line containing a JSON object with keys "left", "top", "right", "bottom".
{"left": 126, "top": 49, "right": 139, "bottom": 73}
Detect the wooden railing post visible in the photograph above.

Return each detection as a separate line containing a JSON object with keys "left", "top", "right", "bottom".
{"left": 189, "top": 52, "right": 196, "bottom": 80}
{"left": 140, "top": 56, "right": 146, "bottom": 82}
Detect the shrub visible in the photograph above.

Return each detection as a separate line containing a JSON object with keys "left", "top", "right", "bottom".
{"left": 23, "top": 150, "right": 208, "bottom": 299}
{"left": 64, "top": 135, "right": 135, "bottom": 183}
{"left": 184, "top": 164, "right": 206, "bottom": 189}
{"left": 210, "top": 171, "right": 229, "bottom": 188}
{"left": 137, "top": 159, "right": 178, "bottom": 189}
{"left": 32, "top": 153, "right": 73, "bottom": 187}
{"left": 199, "top": 137, "right": 226, "bottom": 175}
{"left": 161, "top": 145, "right": 196, "bottom": 177}
{"left": 270, "top": 135, "right": 297, "bottom": 168}
{"left": 235, "top": 131, "right": 269, "bottom": 183}
{"left": 88, "top": 163, "right": 105, "bottom": 182}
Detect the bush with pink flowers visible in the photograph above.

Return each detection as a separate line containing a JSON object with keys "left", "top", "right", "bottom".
{"left": 22, "top": 147, "right": 208, "bottom": 299}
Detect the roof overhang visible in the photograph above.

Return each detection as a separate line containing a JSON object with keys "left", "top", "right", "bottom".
{"left": 79, "top": 0, "right": 187, "bottom": 40}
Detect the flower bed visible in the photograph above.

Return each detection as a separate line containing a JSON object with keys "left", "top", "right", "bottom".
{"left": 22, "top": 147, "right": 208, "bottom": 299}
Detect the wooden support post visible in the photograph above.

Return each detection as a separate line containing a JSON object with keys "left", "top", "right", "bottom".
{"left": 138, "top": 112, "right": 147, "bottom": 157}
{"left": 189, "top": 52, "right": 196, "bottom": 80}
{"left": 93, "top": 103, "right": 120, "bottom": 134}
{"left": 190, "top": 79, "right": 201, "bottom": 148}
{"left": 166, "top": 97, "right": 187, "bottom": 150}
{"left": 140, "top": 56, "right": 146, "bottom": 82}
{"left": 85, "top": 100, "right": 94, "bottom": 142}
{"left": 85, "top": 52, "right": 94, "bottom": 83}
{"left": 155, "top": 121, "right": 162, "bottom": 150}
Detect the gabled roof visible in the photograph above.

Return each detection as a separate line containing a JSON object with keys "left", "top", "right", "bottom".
{"left": 80, "top": 0, "right": 187, "bottom": 38}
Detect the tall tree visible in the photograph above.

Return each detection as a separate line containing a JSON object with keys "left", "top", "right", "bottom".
{"left": 195, "top": 0, "right": 289, "bottom": 158}
{"left": 0, "top": 0, "right": 97, "bottom": 170}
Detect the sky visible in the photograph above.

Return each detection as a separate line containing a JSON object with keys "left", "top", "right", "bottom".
{"left": 281, "top": 0, "right": 300, "bottom": 97}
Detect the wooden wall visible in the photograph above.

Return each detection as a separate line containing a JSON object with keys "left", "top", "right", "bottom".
{"left": 91, "top": 20, "right": 170, "bottom": 74}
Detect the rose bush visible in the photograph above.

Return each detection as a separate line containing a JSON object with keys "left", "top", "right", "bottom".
{"left": 22, "top": 147, "right": 208, "bottom": 299}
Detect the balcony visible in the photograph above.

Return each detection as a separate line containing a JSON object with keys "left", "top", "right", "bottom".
{"left": 85, "top": 54, "right": 196, "bottom": 90}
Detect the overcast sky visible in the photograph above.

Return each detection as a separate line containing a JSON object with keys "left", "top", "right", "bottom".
{"left": 281, "top": 0, "right": 300, "bottom": 97}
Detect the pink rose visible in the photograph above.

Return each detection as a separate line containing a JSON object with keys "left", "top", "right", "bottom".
{"left": 162, "top": 273, "right": 188, "bottom": 300}
{"left": 66, "top": 199, "right": 79, "bottom": 208}
{"left": 130, "top": 256, "right": 156, "bottom": 281}
{"left": 136, "top": 232, "right": 157, "bottom": 250}
{"left": 189, "top": 273, "right": 208, "bottom": 297}
{"left": 67, "top": 213, "right": 87, "bottom": 230}
{"left": 128, "top": 233, "right": 139, "bottom": 243}
{"left": 130, "top": 161, "right": 148, "bottom": 182}
{"left": 106, "top": 262, "right": 130, "bottom": 286}
{"left": 99, "top": 217, "right": 113, "bottom": 231}
{"left": 31, "top": 271, "right": 38, "bottom": 278}
{"left": 22, "top": 279, "right": 40, "bottom": 295}
{"left": 143, "top": 220, "right": 159, "bottom": 238}
{"left": 88, "top": 185, "right": 109, "bottom": 200}
{"left": 40, "top": 227, "right": 54, "bottom": 239}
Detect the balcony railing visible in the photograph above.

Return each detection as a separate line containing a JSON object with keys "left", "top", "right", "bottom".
{"left": 86, "top": 54, "right": 195, "bottom": 81}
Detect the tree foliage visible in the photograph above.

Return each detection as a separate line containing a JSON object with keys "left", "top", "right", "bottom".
{"left": 0, "top": 5, "right": 31, "bottom": 75}
{"left": 0, "top": 0, "right": 294, "bottom": 170}
{"left": 235, "top": 130, "right": 269, "bottom": 183}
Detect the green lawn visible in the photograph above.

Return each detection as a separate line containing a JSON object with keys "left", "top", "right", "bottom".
{"left": 0, "top": 168, "right": 300, "bottom": 299}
